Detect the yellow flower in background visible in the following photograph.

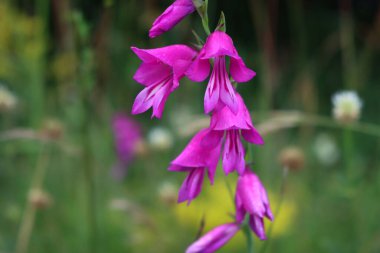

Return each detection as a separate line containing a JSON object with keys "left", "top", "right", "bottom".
{"left": 173, "top": 175, "right": 297, "bottom": 250}
{"left": 265, "top": 192, "right": 297, "bottom": 238}
{"left": 0, "top": 2, "right": 44, "bottom": 80}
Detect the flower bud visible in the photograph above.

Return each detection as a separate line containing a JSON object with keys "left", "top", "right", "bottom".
{"left": 332, "top": 91, "right": 363, "bottom": 123}
{"left": 0, "top": 85, "right": 17, "bottom": 112}
{"left": 279, "top": 147, "right": 305, "bottom": 171}
{"left": 28, "top": 189, "right": 53, "bottom": 209}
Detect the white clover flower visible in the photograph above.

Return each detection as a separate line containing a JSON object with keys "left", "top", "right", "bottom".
{"left": 332, "top": 90, "right": 363, "bottom": 123}
{"left": 147, "top": 127, "right": 174, "bottom": 150}
{"left": 0, "top": 85, "right": 17, "bottom": 112}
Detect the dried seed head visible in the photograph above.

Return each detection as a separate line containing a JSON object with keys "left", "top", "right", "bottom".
{"left": 29, "top": 189, "right": 53, "bottom": 209}
{"left": 41, "top": 119, "right": 64, "bottom": 140}
{"left": 279, "top": 147, "right": 305, "bottom": 171}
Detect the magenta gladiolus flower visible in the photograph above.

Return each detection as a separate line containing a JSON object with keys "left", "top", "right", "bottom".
{"left": 187, "top": 31, "right": 256, "bottom": 114}
{"left": 169, "top": 129, "right": 222, "bottom": 204}
{"left": 186, "top": 223, "right": 240, "bottom": 253}
{"left": 131, "top": 45, "right": 196, "bottom": 119}
{"left": 235, "top": 169, "right": 273, "bottom": 240}
{"left": 149, "top": 0, "right": 196, "bottom": 38}
{"left": 112, "top": 113, "right": 142, "bottom": 179}
{"left": 210, "top": 93, "right": 263, "bottom": 175}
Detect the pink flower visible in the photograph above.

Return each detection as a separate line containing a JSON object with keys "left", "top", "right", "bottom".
{"left": 131, "top": 45, "right": 197, "bottom": 119}
{"left": 187, "top": 31, "right": 256, "bottom": 114}
{"left": 169, "top": 129, "right": 222, "bottom": 204}
{"left": 186, "top": 223, "right": 240, "bottom": 253}
{"left": 149, "top": 0, "right": 196, "bottom": 38}
{"left": 112, "top": 113, "right": 142, "bottom": 179}
{"left": 235, "top": 169, "right": 273, "bottom": 240}
{"left": 210, "top": 93, "right": 264, "bottom": 175}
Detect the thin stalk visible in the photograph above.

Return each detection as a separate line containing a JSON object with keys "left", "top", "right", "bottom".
{"left": 194, "top": 0, "right": 211, "bottom": 35}
{"left": 81, "top": 119, "right": 98, "bottom": 253}
{"left": 243, "top": 225, "right": 255, "bottom": 253}
{"left": 15, "top": 144, "right": 49, "bottom": 253}
{"left": 223, "top": 177, "right": 234, "bottom": 205}
{"left": 299, "top": 115, "right": 380, "bottom": 139}
{"left": 259, "top": 167, "right": 288, "bottom": 253}
{"left": 343, "top": 128, "right": 354, "bottom": 182}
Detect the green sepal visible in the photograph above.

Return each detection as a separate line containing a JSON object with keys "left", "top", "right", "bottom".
{"left": 215, "top": 11, "right": 226, "bottom": 32}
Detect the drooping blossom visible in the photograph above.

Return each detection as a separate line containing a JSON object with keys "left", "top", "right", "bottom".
{"left": 131, "top": 45, "right": 197, "bottom": 119}
{"left": 210, "top": 93, "right": 263, "bottom": 175}
{"left": 168, "top": 128, "right": 222, "bottom": 204}
{"left": 235, "top": 169, "right": 273, "bottom": 240}
{"left": 187, "top": 31, "right": 256, "bottom": 114}
{"left": 112, "top": 113, "right": 142, "bottom": 179}
{"left": 149, "top": 0, "right": 196, "bottom": 38}
{"left": 186, "top": 223, "right": 240, "bottom": 253}
{"left": 332, "top": 90, "right": 363, "bottom": 123}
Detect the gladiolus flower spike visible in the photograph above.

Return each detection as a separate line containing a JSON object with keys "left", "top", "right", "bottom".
{"left": 129, "top": 0, "right": 275, "bottom": 251}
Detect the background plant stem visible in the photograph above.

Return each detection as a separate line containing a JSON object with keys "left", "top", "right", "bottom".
{"left": 15, "top": 144, "right": 49, "bottom": 253}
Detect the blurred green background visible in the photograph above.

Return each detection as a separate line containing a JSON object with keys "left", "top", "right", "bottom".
{"left": 1, "top": 0, "right": 380, "bottom": 252}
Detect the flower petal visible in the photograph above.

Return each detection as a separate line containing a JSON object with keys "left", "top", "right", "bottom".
{"left": 237, "top": 170, "right": 267, "bottom": 217}
{"left": 219, "top": 78, "right": 238, "bottom": 114}
{"left": 235, "top": 194, "right": 247, "bottom": 223}
{"left": 242, "top": 127, "right": 264, "bottom": 145}
{"left": 133, "top": 62, "right": 171, "bottom": 86}
{"left": 131, "top": 87, "right": 155, "bottom": 115}
{"left": 210, "top": 93, "right": 252, "bottom": 130}
{"left": 186, "top": 223, "right": 240, "bottom": 253}
{"left": 230, "top": 57, "right": 256, "bottom": 83}
{"left": 170, "top": 129, "right": 221, "bottom": 169}
{"left": 186, "top": 55, "right": 210, "bottom": 82}
{"left": 132, "top": 45, "right": 196, "bottom": 68}
{"left": 151, "top": 83, "right": 172, "bottom": 119}
{"left": 249, "top": 215, "right": 267, "bottom": 240}
{"left": 204, "top": 73, "right": 220, "bottom": 114}
{"left": 201, "top": 31, "right": 239, "bottom": 59}
{"left": 178, "top": 168, "right": 205, "bottom": 204}
{"left": 149, "top": 0, "right": 195, "bottom": 38}
{"left": 222, "top": 130, "right": 246, "bottom": 175}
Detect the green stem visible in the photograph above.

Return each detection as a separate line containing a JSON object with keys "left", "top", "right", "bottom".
{"left": 259, "top": 167, "right": 288, "bottom": 253}
{"left": 343, "top": 128, "right": 354, "bottom": 182}
{"left": 299, "top": 115, "right": 380, "bottom": 139}
{"left": 15, "top": 144, "right": 49, "bottom": 253}
{"left": 194, "top": 0, "right": 211, "bottom": 35}
{"left": 243, "top": 225, "right": 255, "bottom": 253}
{"left": 223, "top": 177, "right": 234, "bottom": 205}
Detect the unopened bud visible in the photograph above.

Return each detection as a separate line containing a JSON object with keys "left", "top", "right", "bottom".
{"left": 279, "top": 147, "right": 305, "bottom": 171}
{"left": 332, "top": 91, "right": 363, "bottom": 124}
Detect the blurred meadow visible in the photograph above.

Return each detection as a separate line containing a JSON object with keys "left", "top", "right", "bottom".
{"left": 1, "top": 0, "right": 380, "bottom": 252}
